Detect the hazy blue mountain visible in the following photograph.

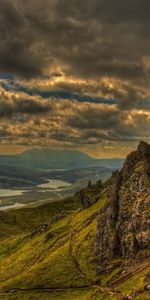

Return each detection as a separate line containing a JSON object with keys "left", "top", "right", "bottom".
{"left": 0, "top": 149, "right": 124, "bottom": 188}
{"left": 1, "top": 148, "right": 124, "bottom": 170}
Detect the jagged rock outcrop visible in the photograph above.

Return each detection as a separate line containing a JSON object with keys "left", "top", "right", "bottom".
{"left": 95, "top": 141, "right": 150, "bottom": 271}
{"left": 95, "top": 171, "right": 121, "bottom": 265}
{"left": 77, "top": 179, "right": 102, "bottom": 208}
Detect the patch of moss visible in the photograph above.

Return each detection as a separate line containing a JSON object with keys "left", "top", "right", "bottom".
{"left": 117, "top": 266, "right": 150, "bottom": 295}
{"left": 0, "top": 288, "right": 111, "bottom": 300}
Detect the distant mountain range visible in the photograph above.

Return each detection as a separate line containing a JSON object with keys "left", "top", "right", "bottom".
{"left": 0, "top": 148, "right": 124, "bottom": 171}
{"left": 0, "top": 149, "right": 124, "bottom": 188}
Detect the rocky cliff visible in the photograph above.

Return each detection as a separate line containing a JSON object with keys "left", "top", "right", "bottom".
{"left": 76, "top": 179, "right": 102, "bottom": 208}
{"left": 95, "top": 141, "right": 150, "bottom": 271}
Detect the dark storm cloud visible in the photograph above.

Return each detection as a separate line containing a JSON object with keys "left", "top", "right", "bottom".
{"left": 0, "top": 0, "right": 150, "bottom": 151}
{"left": 65, "top": 103, "right": 150, "bottom": 144}
{"left": 0, "top": 0, "right": 149, "bottom": 80}
{"left": 0, "top": 100, "right": 49, "bottom": 116}
{"left": 0, "top": 91, "right": 50, "bottom": 117}
{"left": 1, "top": 79, "right": 116, "bottom": 105}
{"left": 0, "top": 0, "right": 45, "bottom": 77}
{"left": 66, "top": 106, "right": 118, "bottom": 130}
{"left": 55, "top": 0, "right": 150, "bottom": 24}
{"left": 15, "top": 99, "right": 50, "bottom": 114}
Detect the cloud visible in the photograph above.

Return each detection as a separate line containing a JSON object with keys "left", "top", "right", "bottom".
{"left": 0, "top": 94, "right": 149, "bottom": 150}
{"left": 0, "top": 0, "right": 149, "bottom": 81}
{"left": 0, "top": 0, "right": 149, "bottom": 155}
{"left": 0, "top": 88, "right": 50, "bottom": 117}
{"left": 0, "top": 0, "right": 45, "bottom": 78}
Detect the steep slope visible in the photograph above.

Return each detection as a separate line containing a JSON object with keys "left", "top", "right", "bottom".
{"left": 96, "top": 141, "right": 150, "bottom": 268}
{"left": 0, "top": 193, "right": 107, "bottom": 298}
{"left": 0, "top": 141, "right": 149, "bottom": 300}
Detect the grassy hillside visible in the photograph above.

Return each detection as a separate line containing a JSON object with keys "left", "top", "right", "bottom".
{"left": 0, "top": 187, "right": 149, "bottom": 300}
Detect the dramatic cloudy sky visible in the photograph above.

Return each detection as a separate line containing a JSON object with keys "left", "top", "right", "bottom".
{"left": 0, "top": 0, "right": 150, "bottom": 157}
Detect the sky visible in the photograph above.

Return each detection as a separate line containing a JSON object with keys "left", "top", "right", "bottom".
{"left": 0, "top": 0, "right": 150, "bottom": 158}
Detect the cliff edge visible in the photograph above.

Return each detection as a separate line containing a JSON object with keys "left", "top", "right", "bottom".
{"left": 95, "top": 141, "right": 150, "bottom": 271}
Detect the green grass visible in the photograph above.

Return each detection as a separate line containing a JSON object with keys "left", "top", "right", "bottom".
{"left": 0, "top": 193, "right": 106, "bottom": 291}
{"left": 0, "top": 188, "right": 149, "bottom": 300}
{"left": 0, "top": 195, "right": 82, "bottom": 236}
{"left": 0, "top": 288, "right": 111, "bottom": 300}
{"left": 117, "top": 266, "right": 150, "bottom": 294}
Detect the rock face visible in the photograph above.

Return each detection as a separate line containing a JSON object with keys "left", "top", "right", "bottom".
{"left": 95, "top": 141, "right": 150, "bottom": 270}
{"left": 77, "top": 179, "right": 102, "bottom": 208}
